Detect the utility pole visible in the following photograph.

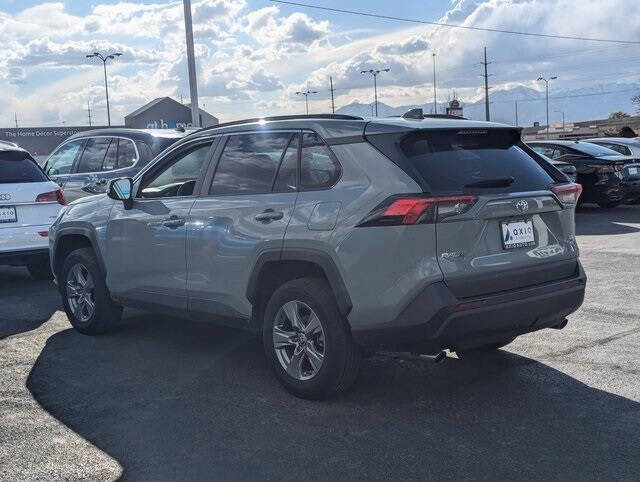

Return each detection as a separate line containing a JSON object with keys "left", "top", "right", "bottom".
{"left": 515, "top": 100, "right": 518, "bottom": 126}
{"left": 183, "top": 0, "right": 200, "bottom": 127}
{"left": 87, "top": 100, "right": 92, "bottom": 126}
{"left": 432, "top": 53, "right": 437, "bottom": 114}
{"left": 360, "top": 68, "right": 390, "bottom": 117}
{"left": 14, "top": 113, "right": 18, "bottom": 128}
{"left": 86, "top": 51, "right": 122, "bottom": 126}
{"left": 295, "top": 90, "right": 318, "bottom": 115}
{"left": 481, "top": 47, "right": 492, "bottom": 121}
{"left": 537, "top": 75, "right": 557, "bottom": 138}
{"left": 329, "top": 76, "right": 335, "bottom": 114}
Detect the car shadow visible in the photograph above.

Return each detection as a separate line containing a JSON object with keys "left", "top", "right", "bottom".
{"left": 576, "top": 204, "right": 640, "bottom": 235}
{"left": 0, "top": 267, "right": 61, "bottom": 339}
{"left": 27, "top": 314, "right": 640, "bottom": 480}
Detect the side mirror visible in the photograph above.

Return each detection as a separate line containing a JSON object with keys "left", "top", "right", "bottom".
{"left": 107, "top": 177, "right": 134, "bottom": 209}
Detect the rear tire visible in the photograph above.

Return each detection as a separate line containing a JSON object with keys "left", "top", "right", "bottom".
{"left": 598, "top": 201, "right": 621, "bottom": 208}
{"left": 262, "top": 278, "right": 360, "bottom": 400}
{"left": 27, "top": 259, "right": 53, "bottom": 280}
{"left": 60, "top": 248, "right": 122, "bottom": 335}
{"left": 456, "top": 337, "right": 515, "bottom": 359}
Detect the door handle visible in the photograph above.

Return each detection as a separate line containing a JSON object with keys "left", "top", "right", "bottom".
{"left": 162, "top": 215, "right": 186, "bottom": 229}
{"left": 254, "top": 209, "right": 284, "bottom": 223}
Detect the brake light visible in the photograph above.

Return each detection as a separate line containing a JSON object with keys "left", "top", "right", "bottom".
{"left": 36, "top": 189, "right": 67, "bottom": 205}
{"left": 552, "top": 183, "right": 582, "bottom": 206}
{"left": 358, "top": 194, "right": 477, "bottom": 226}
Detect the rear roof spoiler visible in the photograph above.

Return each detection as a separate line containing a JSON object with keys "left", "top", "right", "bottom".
{"left": 401, "top": 108, "right": 466, "bottom": 120}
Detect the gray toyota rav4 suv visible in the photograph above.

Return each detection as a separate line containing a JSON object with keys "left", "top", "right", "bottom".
{"left": 49, "top": 113, "right": 586, "bottom": 399}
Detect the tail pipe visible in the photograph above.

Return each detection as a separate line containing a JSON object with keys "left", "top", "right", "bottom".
{"left": 552, "top": 318, "right": 569, "bottom": 330}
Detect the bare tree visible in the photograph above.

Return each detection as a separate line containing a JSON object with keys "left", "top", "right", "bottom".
{"left": 609, "top": 111, "right": 630, "bottom": 119}
{"left": 632, "top": 94, "right": 640, "bottom": 114}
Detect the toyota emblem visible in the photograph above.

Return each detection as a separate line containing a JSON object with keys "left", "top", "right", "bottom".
{"left": 515, "top": 199, "right": 529, "bottom": 213}
{"left": 0, "top": 193, "right": 11, "bottom": 201}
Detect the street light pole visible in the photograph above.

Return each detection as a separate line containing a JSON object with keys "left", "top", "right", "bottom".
{"left": 360, "top": 68, "right": 390, "bottom": 117}
{"left": 432, "top": 53, "right": 437, "bottom": 114}
{"left": 537, "top": 75, "right": 557, "bottom": 138}
{"left": 183, "top": 0, "right": 200, "bottom": 127}
{"left": 295, "top": 90, "right": 318, "bottom": 114}
{"left": 86, "top": 51, "right": 122, "bottom": 126}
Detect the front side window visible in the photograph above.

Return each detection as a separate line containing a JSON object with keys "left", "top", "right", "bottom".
{"left": 77, "top": 137, "right": 112, "bottom": 173}
{"left": 210, "top": 132, "right": 293, "bottom": 195}
{"left": 139, "top": 143, "right": 211, "bottom": 198}
{"left": 300, "top": 132, "right": 340, "bottom": 190}
{"left": 46, "top": 139, "right": 84, "bottom": 176}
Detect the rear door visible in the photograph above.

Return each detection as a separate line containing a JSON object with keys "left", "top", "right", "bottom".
{"left": 397, "top": 129, "right": 578, "bottom": 298}
{"left": 186, "top": 131, "right": 299, "bottom": 319}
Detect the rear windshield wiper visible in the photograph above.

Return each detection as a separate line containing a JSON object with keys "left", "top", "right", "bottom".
{"left": 464, "top": 176, "right": 514, "bottom": 188}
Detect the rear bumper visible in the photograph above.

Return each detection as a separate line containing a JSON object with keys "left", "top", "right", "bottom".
{"left": 0, "top": 248, "right": 49, "bottom": 266}
{"left": 351, "top": 261, "right": 586, "bottom": 352}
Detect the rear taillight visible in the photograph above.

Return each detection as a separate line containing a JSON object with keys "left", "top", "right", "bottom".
{"left": 358, "top": 194, "right": 477, "bottom": 226}
{"left": 552, "top": 183, "right": 582, "bottom": 206}
{"left": 36, "top": 189, "right": 67, "bottom": 205}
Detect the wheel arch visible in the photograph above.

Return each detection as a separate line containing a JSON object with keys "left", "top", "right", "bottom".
{"left": 247, "top": 249, "right": 352, "bottom": 323}
{"left": 53, "top": 225, "right": 106, "bottom": 279}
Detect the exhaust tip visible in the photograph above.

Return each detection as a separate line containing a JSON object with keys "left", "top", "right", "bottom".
{"left": 552, "top": 318, "right": 569, "bottom": 330}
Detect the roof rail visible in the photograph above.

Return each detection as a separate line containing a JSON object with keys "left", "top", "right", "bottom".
{"left": 400, "top": 108, "right": 466, "bottom": 120}
{"left": 193, "top": 114, "right": 364, "bottom": 135}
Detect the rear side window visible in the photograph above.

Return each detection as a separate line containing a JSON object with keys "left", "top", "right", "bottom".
{"left": 300, "top": 132, "right": 340, "bottom": 190}
{"left": 595, "top": 143, "right": 631, "bottom": 156}
{"left": 117, "top": 139, "right": 138, "bottom": 168}
{"left": 0, "top": 150, "right": 48, "bottom": 183}
{"left": 210, "top": 132, "right": 293, "bottom": 195}
{"left": 77, "top": 137, "right": 112, "bottom": 173}
{"left": 397, "top": 130, "right": 555, "bottom": 193}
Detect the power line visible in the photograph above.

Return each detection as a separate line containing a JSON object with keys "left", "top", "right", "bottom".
{"left": 270, "top": 0, "right": 640, "bottom": 45}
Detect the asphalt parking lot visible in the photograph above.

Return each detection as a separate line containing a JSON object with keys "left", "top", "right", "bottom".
{"left": 1, "top": 205, "right": 639, "bottom": 481}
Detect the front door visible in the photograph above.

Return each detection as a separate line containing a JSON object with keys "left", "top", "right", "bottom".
{"left": 187, "top": 131, "right": 299, "bottom": 320}
{"left": 43, "top": 138, "right": 85, "bottom": 189}
{"left": 105, "top": 140, "right": 215, "bottom": 310}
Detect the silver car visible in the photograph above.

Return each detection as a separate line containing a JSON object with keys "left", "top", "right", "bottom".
{"left": 49, "top": 113, "right": 586, "bottom": 399}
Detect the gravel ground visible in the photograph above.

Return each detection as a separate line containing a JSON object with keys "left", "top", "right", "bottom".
{"left": 1, "top": 205, "right": 639, "bottom": 481}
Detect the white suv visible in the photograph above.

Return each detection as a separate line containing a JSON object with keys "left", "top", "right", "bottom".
{"left": 0, "top": 142, "right": 66, "bottom": 279}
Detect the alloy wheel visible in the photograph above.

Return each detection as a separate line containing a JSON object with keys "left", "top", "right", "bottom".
{"left": 66, "top": 263, "right": 96, "bottom": 323}
{"left": 273, "top": 300, "right": 325, "bottom": 381}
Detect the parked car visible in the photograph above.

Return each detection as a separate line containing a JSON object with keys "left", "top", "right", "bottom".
{"left": 1, "top": 142, "right": 66, "bottom": 279}
{"left": 49, "top": 113, "right": 586, "bottom": 399}
{"left": 584, "top": 137, "right": 640, "bottom": 203}
{"left": 534, "top": 152, "right": 577, "bottom": 182}
{"left": 42, "top": 128, "right": 188, "bottom": 203}
{"left": 528, "top": 140, "right": 630, "bottom": 208}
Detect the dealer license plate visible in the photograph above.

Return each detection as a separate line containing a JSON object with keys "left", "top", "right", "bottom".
{"left": 0, "top": 206, "right": 17, "bottom": 224}
{"left": 501, "top": 219, "right": 535, "bottom": 249}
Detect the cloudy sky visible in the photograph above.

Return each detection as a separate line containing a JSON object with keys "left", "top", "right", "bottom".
{"left": 1, "top": 0, "right": 639, "bottom": 126}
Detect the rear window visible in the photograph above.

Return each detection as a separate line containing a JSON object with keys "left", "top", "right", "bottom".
{"left": 386, "top": 129, "right": 555, "bottom": 193}
{"left": 569, "top": 142, "right": 620, "bottom": 157}
{"left": 0, "top": 150, "right": 48, "bottom": 184}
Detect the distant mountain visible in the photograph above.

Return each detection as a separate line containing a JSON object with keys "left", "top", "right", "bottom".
{"left": 336, "top": 83, "right": 640, "bottom": 126}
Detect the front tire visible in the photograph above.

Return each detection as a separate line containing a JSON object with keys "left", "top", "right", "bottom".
{"left": 262, "top": 278, "right": 360, "bottom": 400}
{"left": 60, "top": 248, "right": 122, "bottom": 335}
